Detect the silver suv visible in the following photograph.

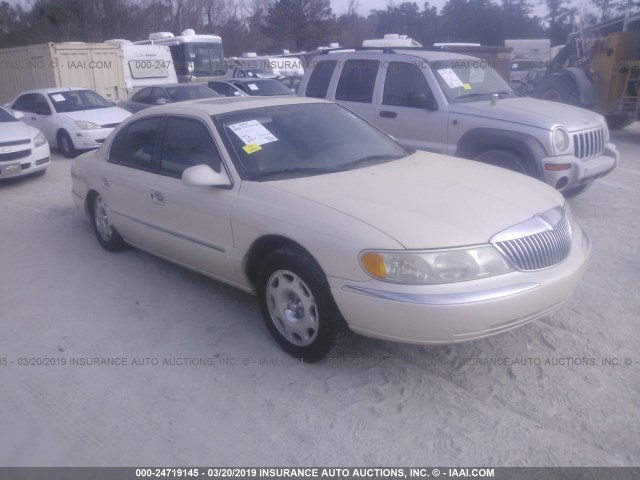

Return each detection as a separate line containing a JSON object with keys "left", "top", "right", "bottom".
{"left": 298, "top": 49, "right": 619, "bottom": 196}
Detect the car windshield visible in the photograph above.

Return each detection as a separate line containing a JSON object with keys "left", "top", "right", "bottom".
{"left": 0, "top": 107, "right": 18, "bottom": 122}
{"left": 48, "top": 90, "right": 113, "bottom": 112}
{"left": 216, "top": 103, "right": 409, "bottom": 181}
{"left": 240, "top": 80, "right": 294, "bottom": 96}
{"left": 432, "top": 59, "right": 516, "bottom": 103}
{"left": 165, "top": 85, "right": 219, "bottom": 102}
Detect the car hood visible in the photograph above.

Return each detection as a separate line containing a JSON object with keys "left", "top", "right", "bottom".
{"left": 264, "top": 153, "right": 563, "bottom": 249}
{"left": 1, "top": 120, "right": 39, "bottom": 143}
{"left": 60, "top": 106, "right": 130, "bottom": 126}
{"left": 451, "top": 96, "right": 604, "bottom": 131}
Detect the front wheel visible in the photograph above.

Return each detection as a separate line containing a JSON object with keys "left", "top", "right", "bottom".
{"left": 257, "top": 248, "right": 350, "bottom": 362}
{"left": 91, "top": 193, "right": 127, "bottom": 252}
{"left": 475, "top": 150, "right": 529, "bottom": 176}
{"left": 562, "top": 184, "right": 591, "bottom": 198}
{"left": 58, "top": 131, "right": 78, "bottom": 158}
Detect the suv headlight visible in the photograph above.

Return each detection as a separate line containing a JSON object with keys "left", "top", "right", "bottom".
{"left": 359, "top": 246, "right": 513, "bottom": 285}
{"left": 34, "top": 132, "right": 47, "bottom": 147}
{"left": 552, "top": 127, "right": 571, "bottom": 154}
{"left": 75, "top": 120, "right": 101, "bottom": 130}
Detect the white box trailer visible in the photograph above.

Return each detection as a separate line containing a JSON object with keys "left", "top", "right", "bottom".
{"left": 0, "top": 42, "right": 126, "bottom": 103}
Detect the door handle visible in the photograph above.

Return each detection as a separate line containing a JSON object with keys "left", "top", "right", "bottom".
{"left": 150, "top": 191, "right": 165, "bottom": 206}
{"left": 379, "top": 111, "right": 397, "bottom": 118}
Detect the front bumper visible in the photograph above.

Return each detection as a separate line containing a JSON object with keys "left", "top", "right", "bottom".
{"left": 0, "top": 143, "right": 50, "bottom": 179}
{"left": 69, "top": 127, "right": 115, "bottom": 150}
{"left": 330, "top": 225, "right": 590, "bottom": 344}
{"left": 541, "top": 143, "right": 619, "bottom": 192}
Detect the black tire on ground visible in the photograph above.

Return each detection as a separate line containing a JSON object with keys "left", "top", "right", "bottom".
{"left": 605, "top": 114, "right": 634, "bottom": 130}
{"left": 533, "top": 75, "right": 580, "bottom": 106}
{"left": 57, "top": 130, "right": 78, "bottom": 158}
{"left": 257, "top": 247, "right": 351, "bottom": 362}
{"left": 90, "top": 193, "right": 128, "bottom": 252}
{"left": 562, "top": 184, "right": 591, "bottom": 198}
{"left": 474, "top": 150, "right": 529, "bottom": 176}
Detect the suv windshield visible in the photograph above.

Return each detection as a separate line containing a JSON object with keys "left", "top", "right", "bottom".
{"left": 48, "top": 90, "right": 113, "bottom": 112}
{"left": 432, "top": 59, "right": 516, "bottom": 103}
{"left": 216, "top": 103, "right": 409, "bottom": 180}
{"left": 0, "top": 107, "right": 18, "bottom": 122}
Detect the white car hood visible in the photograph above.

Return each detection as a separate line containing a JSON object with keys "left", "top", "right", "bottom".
{"left": 265, "top": 153, "right": 563, "bottom": 249}
{"left": 451, "top": 96, "right": 604, "bottom": 131}
{"left": 1, "top": 121, "right": 39, "bottom": 142}
{"left": 60, "top": 106, "right": 130, "bottom": 126}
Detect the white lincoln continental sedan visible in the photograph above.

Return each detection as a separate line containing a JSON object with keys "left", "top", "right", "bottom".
{"left": 71, "top": 97, "right": 591, "bottom": 362}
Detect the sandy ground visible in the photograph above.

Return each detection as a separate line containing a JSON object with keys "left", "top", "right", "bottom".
{"left": 0, "top": 125, "right": 639, "bottom": 467}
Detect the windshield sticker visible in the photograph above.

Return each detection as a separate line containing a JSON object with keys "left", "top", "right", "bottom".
{"left": 247, "top": 83, "right": 259, "bottom": 91}
{"left": 242, "top": 143, "right": 262, "bottom": 154}
{"left": 228, "top": 120, "right": 278, "bottom": 146}
{"left": 437, "top": 68, "right": 464, "bottom": 88}
{"left": 469, "top": 68, "right": 485, "bottom": 83}
{"left": 462, "top": 83, "right": 472, "bottom": 90}
{"left": 51, "top": 94, "right": 65, "bottom": 102}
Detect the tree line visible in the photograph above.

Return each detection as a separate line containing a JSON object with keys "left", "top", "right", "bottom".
{"left": 0, "top": 0, "right": 638, "bottom": 55}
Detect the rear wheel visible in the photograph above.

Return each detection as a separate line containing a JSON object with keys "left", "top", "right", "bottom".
{"left": 257, "top": 247, "right": 350, "bottom": 362}
{"left": 91, "top": 193, "right": 127, "bottom": 252}
{"left": 475, "top": 150, "right": 528, "bottom": 176}
{"left": 533, "top": 75, "right": 580, "bottom": 106}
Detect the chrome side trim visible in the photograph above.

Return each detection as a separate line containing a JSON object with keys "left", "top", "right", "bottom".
{"left": 341, "top": 283, "right": 540, "bottom": 305}
{"left": 111, "top": 210, "right": 226, "bottom": 253}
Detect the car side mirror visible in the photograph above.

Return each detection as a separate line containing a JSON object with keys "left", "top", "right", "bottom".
{"left": 155, "top": 98, "right": 170, "bottom": 105}
{"left": 12, "top": 110, "right": 24, "bottom": 120}
{"left": 409, "top": 92, "right": 438, "bottom": 111}
{"left": 182, "top": 164, "right": 231, "bottom": 188}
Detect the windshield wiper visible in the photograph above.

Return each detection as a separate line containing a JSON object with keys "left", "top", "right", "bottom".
{"left": 340, "top": 154, "right": 405, "bottom": 170}
{"left": 251, "top": 166, "right": 338, "bottom": 181}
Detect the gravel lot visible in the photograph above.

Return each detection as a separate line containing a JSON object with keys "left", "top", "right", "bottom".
{"left": 1, "top": 125, "right": 639, "bottom": 467}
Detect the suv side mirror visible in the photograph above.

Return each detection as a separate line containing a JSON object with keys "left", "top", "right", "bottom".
{"left": 409, "top": 92, "right": 438, "bottom": 111}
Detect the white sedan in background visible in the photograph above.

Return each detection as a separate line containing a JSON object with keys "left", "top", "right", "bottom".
{"left": 7, "top": 87, "right": 130, "bottom": 158}
{"left": 0, "top": 105, "right": 50, "bottom": 180}
{"left": 71, "top": 97, "right": 591, "bottom": 362}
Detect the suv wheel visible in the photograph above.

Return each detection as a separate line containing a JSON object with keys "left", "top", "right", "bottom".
{"left": 533, "top": 75, "right": 580, "bottom": 106}
{"left": 475, "top": 150, "right": 528, "bottom": 175}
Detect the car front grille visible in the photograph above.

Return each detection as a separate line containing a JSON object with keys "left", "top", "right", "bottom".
{"left": 0, "top": 139, "right": 30, "bottom": 147}
{"left": 101, "top": 123, "right": 120, "bottom": 129}
{"left": 0, "top": 149, "right": 31, "bottom": 162}
{"left": 573, "top": 128, "right": 605, "bottom": 159}
{"left": 492, "top": 208, "right": 572, "bottom": 271}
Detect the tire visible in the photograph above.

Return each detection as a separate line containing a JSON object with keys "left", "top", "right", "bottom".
{"left": 605, "top": 114, "right": 634, "bottom": 130}
{"left": 533, "top": 75, "right": 580, "bottom": 106}
{"left": 257, "top": 247, "right": 350, "bottom": 362}
{"left": 58, "top": 130, "right": 78, "bottom": 158}
{"left": 90, "top": 193, "right": 127, "bottom": 252}
{"left": 562, "top": 184, "right": 590, "bottom": 198}
{"left": 474, "top": 149, "right": 529, "bottom": 176}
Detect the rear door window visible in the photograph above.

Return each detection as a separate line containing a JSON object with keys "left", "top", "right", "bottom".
{"left": 109, "top": 117, "right": 161, "bottom": 170}
{"left": 336, "top": 60, "right": 379, "bottom": 103}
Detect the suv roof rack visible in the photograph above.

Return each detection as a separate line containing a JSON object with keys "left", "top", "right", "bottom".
{"left": 318, "top": 46, "right": 455, "bottom": 55}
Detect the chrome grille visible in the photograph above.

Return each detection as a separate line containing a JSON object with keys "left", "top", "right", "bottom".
{"left": 573, "top": 128, "right": 605, "bottom": 159}
{"left": 492, "top": 209, "right": 572, "bottom": 271}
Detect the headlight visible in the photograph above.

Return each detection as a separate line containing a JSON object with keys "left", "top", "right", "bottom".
{"left": 359, "top": 245, "right": 513, "bottom": 285}
{"left": 75, "top": 120, "right": 101, "bottom": 130}
{"left": 34, "top": 132, "right": 47, "bottom": 147}
{"left": 552, "top": 127, "right": 571, "bottom": 154}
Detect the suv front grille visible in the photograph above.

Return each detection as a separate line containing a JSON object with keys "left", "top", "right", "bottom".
{"left": 492, "top": 209, "right": 572, "bottom": 271}
{"left": 573, "top": 128, "right": 605, "bottom": 159}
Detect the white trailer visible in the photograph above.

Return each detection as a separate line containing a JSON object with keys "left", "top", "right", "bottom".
{"left": 0, "top": 42, "right": 126, "bottom": 103}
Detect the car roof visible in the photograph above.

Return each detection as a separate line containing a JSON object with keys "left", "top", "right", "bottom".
{"left": 20, "top": 87, "right": 92, "bottom": 95}
{"left": 135, "top": 96, "right": 328, "bottom": 116}
{"left": 323, "top": 49, "right": 479, "bottom": 62}
{"left": 229, "top": 78, "right": 281, "bottom": 83}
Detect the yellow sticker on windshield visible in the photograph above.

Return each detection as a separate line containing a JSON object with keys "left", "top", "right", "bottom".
{"left": 463, "top": 83, "right": 472, "bottom": 90}
{"left": 242, "top": 143, "right": 262, "bottom": 154}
